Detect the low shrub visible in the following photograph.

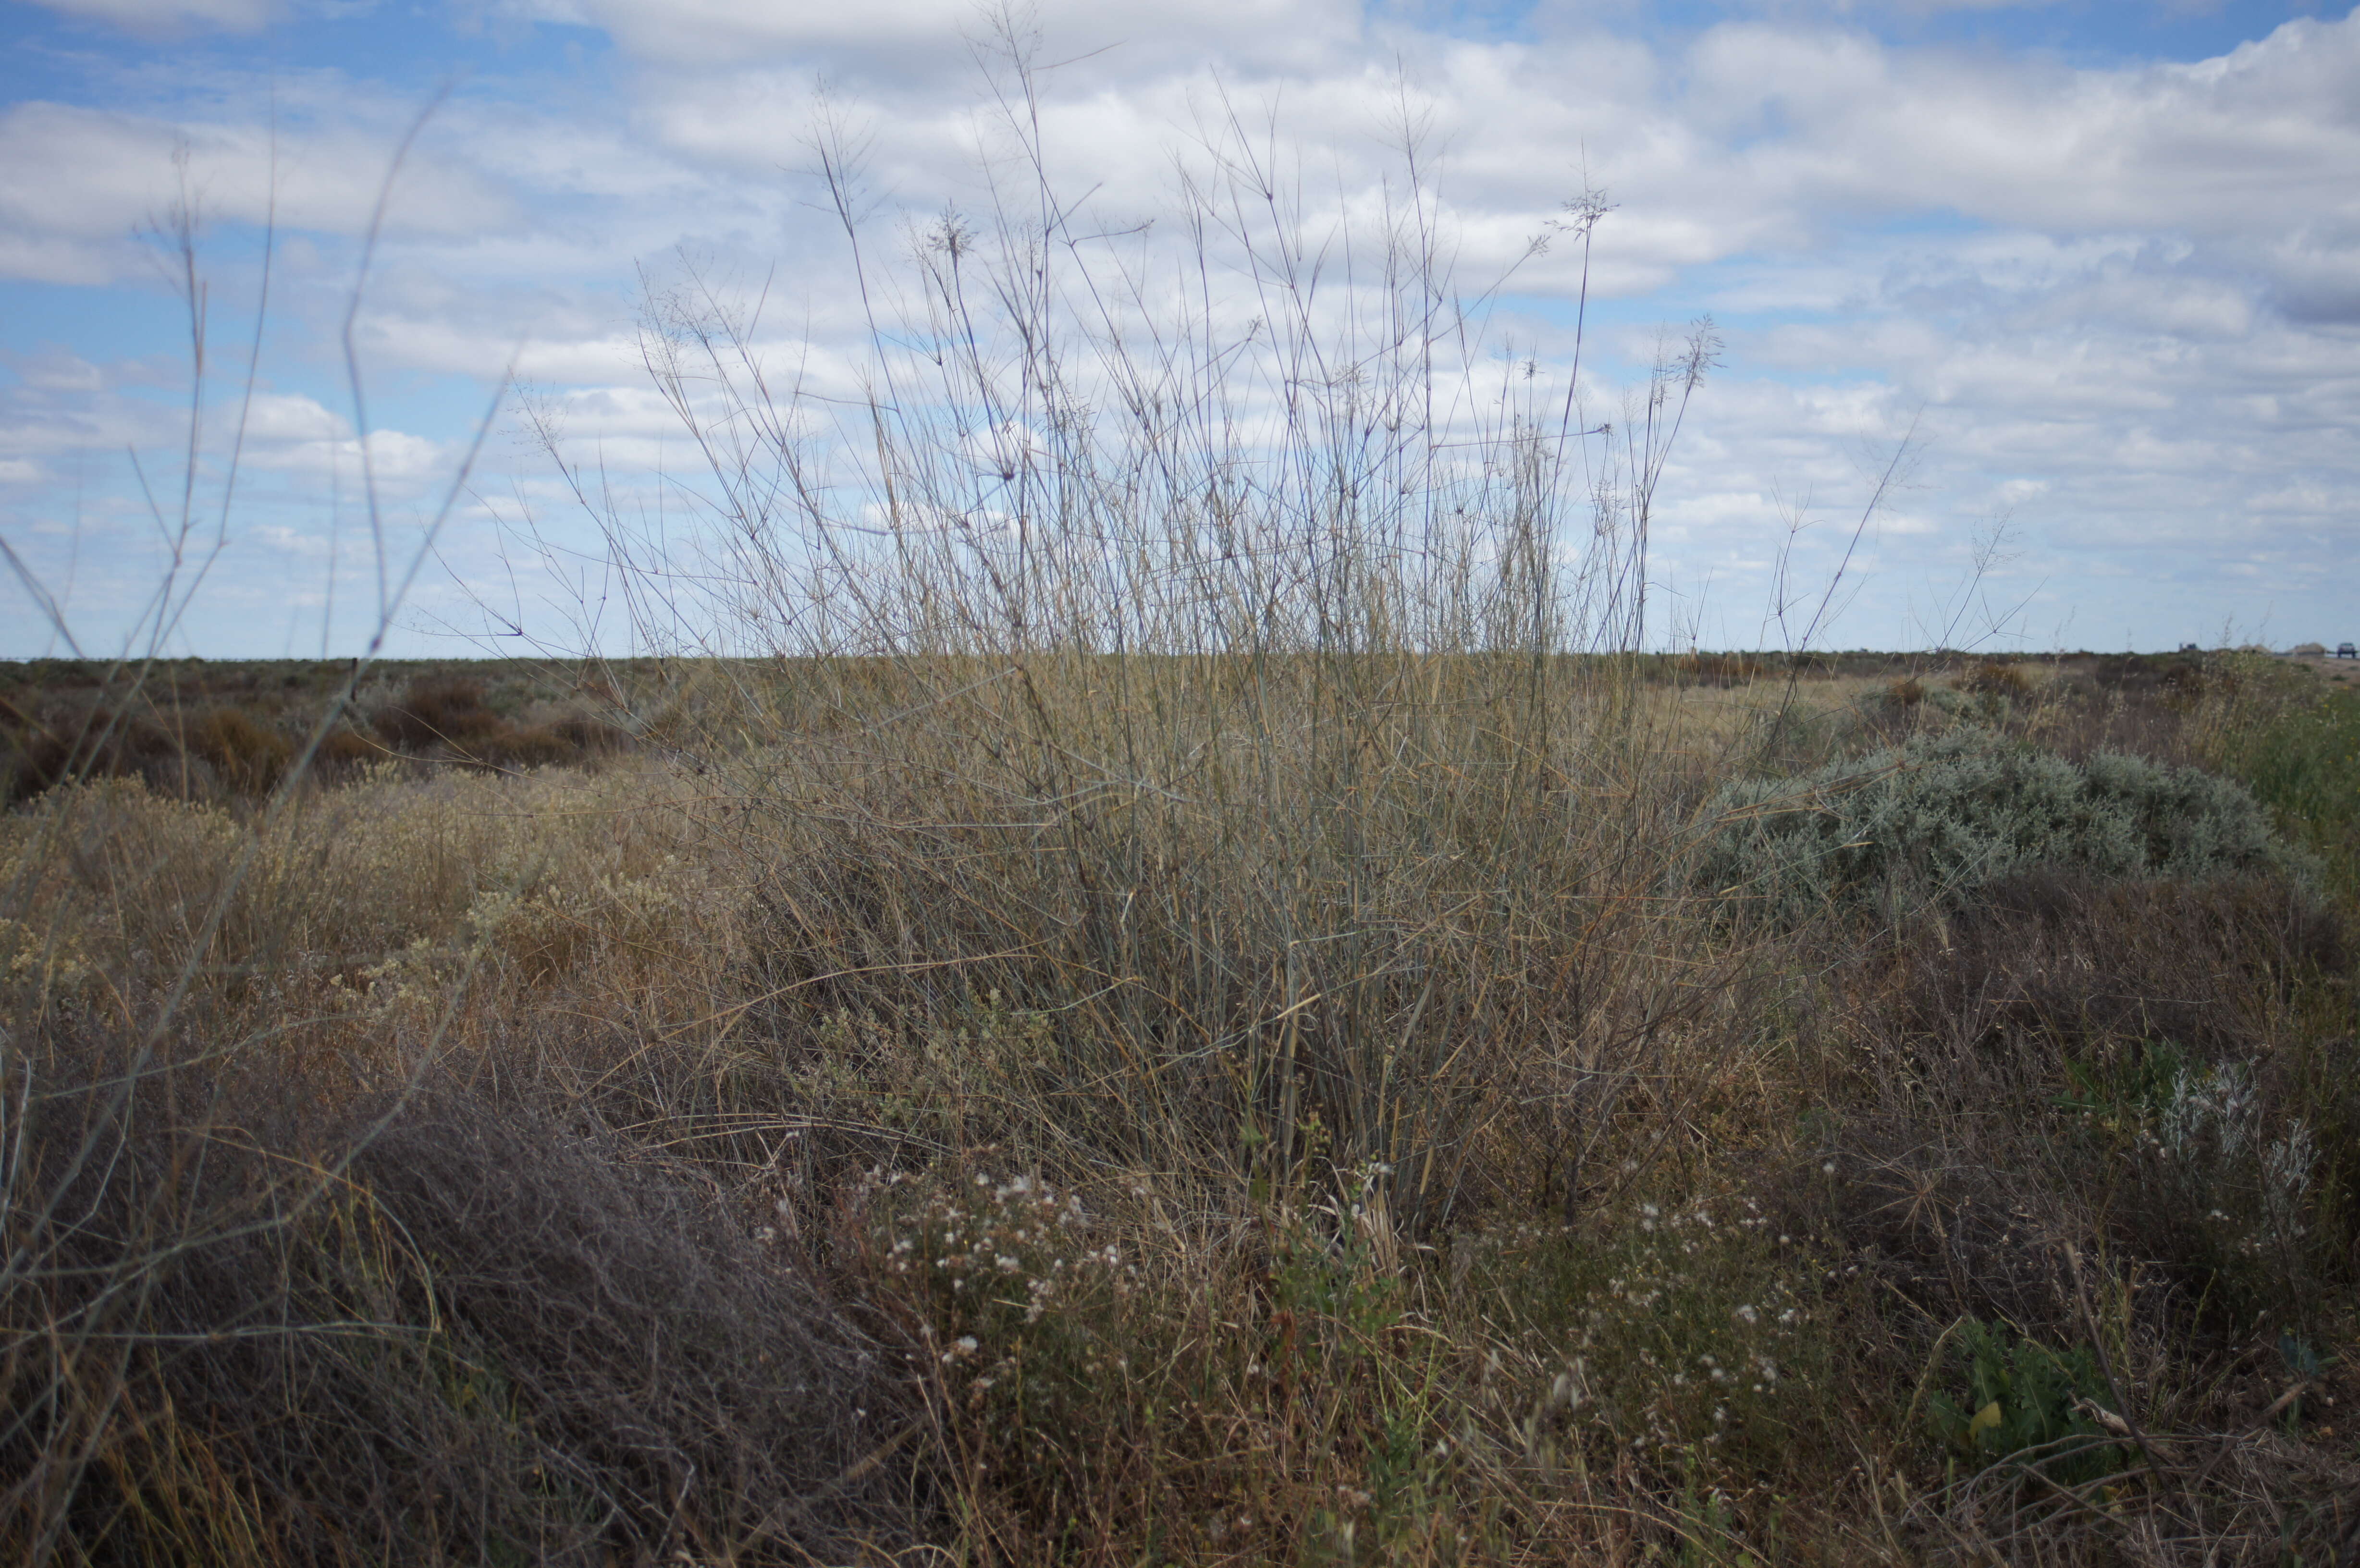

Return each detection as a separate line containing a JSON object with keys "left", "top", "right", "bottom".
{"left": 314, "top": 725, "right": 382, "bottom": 773}
{"left": 1673, "top": 652, "right": 1769, "bottom": 687}
{"left": 0, "top": 1052, "right": 913, "bottom": 1565}
{"left": 473, "top": 716, "right": 632, "bottom": 771}
{"left": 188, "top": 705, "right": 294, "bottom": 792}
{"left": 2, "top": 705, "right": 180, "bottom": 803}
{"left": 1472, "top": 1192, "right": 1837, "bottom": 1479}
{"left": 1957, "top": 659, "right": 2034, "bottom": 701}
{"left": 550, "top": 712, "right": 631, "bottom": 753}
{"left": 479, "top": 722, "right": 580, "bottom": 769}
{"left": 368, "top": 674, "right": 634, "bottom": 772}
{"left": 1926, "top": 1318, "right": 2127, "bottom": 1488}
{"left": 373, "top": 675, "right": 505, "bottom": 751}
{"left": 1806, "top": 868, "right": 2354, "bottom": 1346}
{"left": 2222, "top": 684, "right": 2360, "bottom": 906}
{"left": 1693, "top": 731, "right": 2303, "bottom": 925}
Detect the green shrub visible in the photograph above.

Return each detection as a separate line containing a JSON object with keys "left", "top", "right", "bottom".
{"left": 1927, "top": 1318, "right": 2126, "bottom": 1487}
{"left": 2222, "top": 685, "right": 2360, "bottom": 906}
{"left": 2058, "top": 1036, "right": 2333, "bottom": 1324}
{"left": 1693, "top": 731, "right": 2303, "bottom": 926}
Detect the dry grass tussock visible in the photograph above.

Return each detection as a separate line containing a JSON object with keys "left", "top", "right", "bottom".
{"left": 2, "top": 760, "right": 927, "bottom": 1564}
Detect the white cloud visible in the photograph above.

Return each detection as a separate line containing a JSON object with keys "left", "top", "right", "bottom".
{"left": 8, "top": 1, "right": 2360, "bottom": 653}
{"left": 0, "top": 99, "right": 521, "bottom": 284}
{"left": 1680, "top": 15, "right": 2360, "bottom": 245}
{"left": 525, "top": 0, "right": 1359, "bottom": 74}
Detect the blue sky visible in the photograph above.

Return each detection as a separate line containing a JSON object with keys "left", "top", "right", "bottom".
{"left": 3, "top": 0, "right": 2356, "bottom": 656}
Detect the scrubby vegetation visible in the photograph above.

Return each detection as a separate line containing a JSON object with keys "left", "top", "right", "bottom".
{"left": 3, "top": 648, "right": 2354, "bottom": 1567}
{"left": 0, "top": 660, "right": 634, "bottom": 806}
{"left": 1694, "top": 728, "right": 2305, "bottom": 925}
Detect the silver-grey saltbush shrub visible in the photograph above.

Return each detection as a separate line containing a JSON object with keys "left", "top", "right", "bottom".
{"left": 1693, "top": 731, "right": 2301, "bottom": 925}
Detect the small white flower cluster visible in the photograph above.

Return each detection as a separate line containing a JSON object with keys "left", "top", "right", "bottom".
{"left": 1563, "top": 1194, "right": 1813, "bottom": 1454}
{"left": 869, "top": 1165, "right": 1145, "bottom": 1401}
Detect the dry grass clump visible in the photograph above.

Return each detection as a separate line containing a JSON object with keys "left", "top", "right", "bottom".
{"left": 0, "top": 765, "right": 707, "bottom": 991}
{"left": 737, "top": 658, "right": 1652, "bottom": 1179}
{"left": 1672, "top": 652, "right": 1770, "bottom": 687}
{"left": 0, "top": 1042, "right": 915, "bottom": 1565}
{"left": 1958, "top": 658, "right": 2036, "bottom": 701}
{"left": 367, "top": 674, "right": 638, "bottom": 773}
{"left": 0, "top": 762, "right": 924, "bottom": 1565}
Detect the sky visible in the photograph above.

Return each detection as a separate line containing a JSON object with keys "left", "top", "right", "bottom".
{"left": 1, "top": 0, "right": 2355, "bottom": 658}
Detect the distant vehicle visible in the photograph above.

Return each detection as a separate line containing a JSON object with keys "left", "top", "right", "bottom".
{"left": 2339, "top": 642, "right": 2358, "bottom": 659}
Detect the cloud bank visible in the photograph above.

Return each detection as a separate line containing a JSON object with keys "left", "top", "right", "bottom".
{"left": 1, "top": 0, "right": 2354, "bottom": 655}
